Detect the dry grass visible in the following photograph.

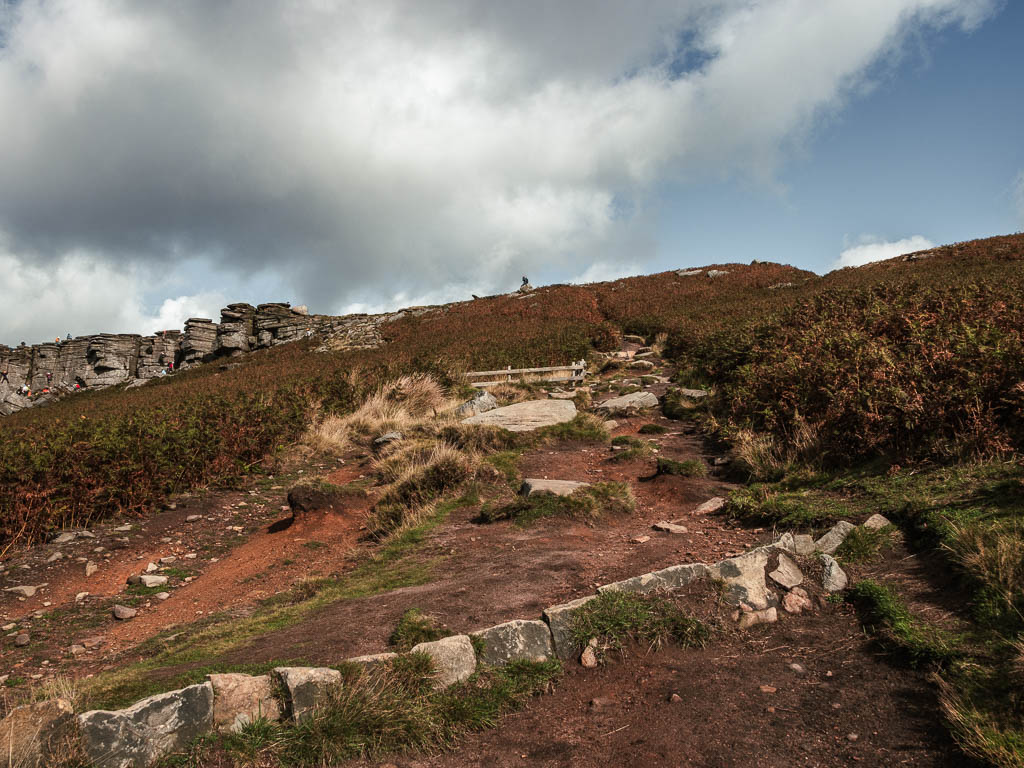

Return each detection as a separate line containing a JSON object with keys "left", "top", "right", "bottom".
{"left": 944, "top": 519, "right": 1024, "bottom": 617}
{"left": 939, "top": 677, "right": 1024, "bottom": 768}
{"left": 307, "top": 374, "right": 458, "bottom": 454}
{"left": 731, "top": 418, "right": 821, "bottom": 481}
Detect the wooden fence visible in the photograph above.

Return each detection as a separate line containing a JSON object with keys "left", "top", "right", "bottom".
{"left": 465, "top": 360, "right": 587, "bottom": 388}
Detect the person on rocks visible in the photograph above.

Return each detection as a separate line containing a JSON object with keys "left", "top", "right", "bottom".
{"left": 0, "top": 369, "right": 8, "bottom": 384}
{"left": 522, "top": 275, "right": 529, "bottom": 286}
{"left": 66, "top": 333, "right": 72, "bottom": 341}
{"left": 167, "top": 360, "right": 174, "bottom": 373}
{"left": 46, "top": 371, "right": 53, "bottom": 386}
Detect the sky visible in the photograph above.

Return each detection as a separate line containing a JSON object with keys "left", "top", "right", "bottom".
{"left": 1, "top": 0, "right": 1022, "bottom": 345}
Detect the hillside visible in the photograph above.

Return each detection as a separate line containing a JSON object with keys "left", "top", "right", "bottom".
{"left": 1, "top": 232, "right": 1023, "bottom": 768}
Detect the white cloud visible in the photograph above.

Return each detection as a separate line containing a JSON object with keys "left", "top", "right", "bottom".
{"left": 836, "top": 235, "right": 935, "bottom": 268}
{"left": 0, "top": 0, "right": 1000, "bottom": 339}
{"left": 0, "top": 245, "right": 225, "bottom": 345}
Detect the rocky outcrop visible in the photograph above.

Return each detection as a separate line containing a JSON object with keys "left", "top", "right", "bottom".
{"left": 1, "top": 301, "right": 417, "bottom": 417}
{"left": 461, "top": 400, "right": 577, "bottom": 432}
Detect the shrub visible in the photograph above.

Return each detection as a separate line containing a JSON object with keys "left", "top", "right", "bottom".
{"left": 638, "top": 423, "right": 666, "bottom": 435}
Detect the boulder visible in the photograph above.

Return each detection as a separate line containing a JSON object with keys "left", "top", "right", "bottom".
{"left": 461, "top": 400, "right": 576, "bottom": 432}
{"left": 820, "top": 554, "right": 849, "bottom": 592}
{"left": 4, "top": 585, "right": 38, "bottom": 598}
{"left": 273, "top": 667, "right": 342, "bottom": 723}
{"left": 412, "top": 635, "right": 477, "bottom": 688}
{"left": 542, "top": 594, "right": 598, "bottom": 660}
{"left": 373, "top": 431, "right": 403, "bottom": 448}
{"left": 78, "top": 683, "right": 214, "bottom": 768}
{"left": 863, "top": 513, "right": 892, "bottom": 530}
{"left": 139, "top": 575, "right": 167, "bottom": 588}
{"left": 677, "top": 388, "right": 710, "bottom": 400}
{"left": 768, "top": 553, "right": 803, "bottom": 590}
{"left": 112, "top": 605, "right": 137, "bottom": 620}
{"left": 0, "top": 698, "right": 76, "bottom": 768}
{"left": 711, "top": 548, "right": 775, "bottom": 609}
{"left": 598, "top": 563, "right": 710, "bottom": 595}
{"left": 207, "top": 673, "right": 282, "bottom": 733}
{"left": 520, "top": 479, "right": 590, "bottom": 497}
{"left": 595, "top": 391, "right": 659, "bottom": 414}
{"left": 815, "top": 521, "right": 856, "bottom": 555}
{"left": 471, "top": 620, "right": 555, "bottom": 666}
{"left": 454, "top": 390, "right": 498, "bottom": 419}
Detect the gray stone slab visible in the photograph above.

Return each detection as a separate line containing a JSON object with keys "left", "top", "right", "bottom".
{"left": 542, "top": 594, "right": 598, "bottom": 661}
{"left": 412, "top": 635, "right": 477, "bottom": 688}
{"left": 710, "top": 548, "right": 775, "bottom": 610}
{"left": 78, "top": 682, "right": 214, "bottom": 768}
{"left": 820, "top": 554, "right": 849, "bottom": 592}
{"left": 768, "top": 552, "right": 803, "bottom": 590}
{"left": 470, "top": 619, "right": 555, "bottom": 666}
{"left": 273, "top": 667, "right": 342, "bottom": 723}
{"left": 815, "top": 521, "right": 856, "bottom": 555}
{"left": 776, "top": 532, "right": 816, "bottom": 556}
{"left": 520, "top": 479, "right": 590, "bottom": 497}
{"left": 461, "top": 400, "right": 577, "bottom": 432}
{"left": 598, "top": 563, "right": 711, "bottom": 595}
{"left": 863, "top": 513, "right": 892, "bottom": 530}
{"left": 595, "top": 391, "right": 659, "bottom": 414}
{"left": 208, "top": 673, "right": 281, "bottom": 733}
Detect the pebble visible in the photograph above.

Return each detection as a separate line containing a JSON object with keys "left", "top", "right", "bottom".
{"left": 789, "top": 663, "right": 806, "bottom": 675}
{"left": 14, "top": 633, "right": 30, "bottom": 647}
{"left": 46, "top": 551, "right": 63, "bottom": 563}
{"left": 580, "top": 638, "right": 599, "bottom": 669}
{"left": 186, "top": 515, "right": 202, "bottom": 522}
{"left": 85, "top": 562, "right": 98, "bottom": 577}
{"left": 159, "top": 556, "right": 177, "bottom": 564}
{"left": 631, "top": 535, "right": 651, "bottom": 544}
{"left": 76, "top": 592, "right": 89, "bottom": 602}
{"left": 759, "top": 685, "right": 777, "bottom": 694}
{"left": 668, "top": 693, "right": 683, "bottom": 704}
{"left": 847, "top": 733, "right": 859, "bottom": 742}
{"left": 145, "top": 562, "right": 159, "bottom": 573}
{"left": 155, "top": 592, "right": 170, "bottom": 601}
{"left": 183, "top": 553, "right": 197, "bottom": 559}
{"left": 1, "top": 623, "right": 15, "bottom": 631}
{"left": 113, "top": 524, "right": 132, "bottom": 532}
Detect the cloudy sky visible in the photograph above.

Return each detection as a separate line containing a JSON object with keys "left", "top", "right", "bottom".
{"left": 1, "top": 0, "right": 1022, "bottom": 345}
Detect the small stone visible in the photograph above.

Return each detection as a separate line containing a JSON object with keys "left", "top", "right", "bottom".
{"left": 112, "top": 604, "right": 137, "bottom": 620}
{"left": 668, "top": 693, "right": 683, "bottom": 704}
{"left": 113, "top": 524, "right": 132, "bottom": 532}
{"left": 69, "top": 644, "right": 86, "bottom": 656}
{"left": 155, "top": 592, "right": 171, "bottom": 600}
{"left": 184, "top": 553, "right": 197, "bottom": 559}
{"left": 759, "top": 685, "right": 777, "bottom": 694}
{"left": 631, "top": 535, "right": 651, "bottom": 544}
{"left": 14, "top": 633, "right": 30, "bottom": 647}
{"left": 782, "top": 587, "right": 813, "bottom": 615}
{"left": 789, "top": 663, "right": 806, "bottom": 675}
{"left": 81, "top": 636, "right": 104, "bottom": 649}
{"left": 1, "top": 623, "right": 15, "bottom": 631}
{"left": 590, "top": 697, "right": 616, "bottom": 709}
{"left": 820, "top": 554, "right": 849, "bottom": 592}
{"left": 652, "top": 521, "right": 688, "bottom": 534}
{"left": 52, "top": 532, "right": 76, "bottom": 544}
{"left": 847, "top": 733, "right": 859, "bottom": 742}
{"left": 693, "top": 497, "right": 726, "bottom": 515}
{"left": 159, "top": 556, "right": 177, "bottom": 564}
{"left": 738, "top": 607, "right": 778, "bottom": 629}
{"left": 46, "top": 551, "right": 63, "bottom": 563}
{"left": 580, "top": 645, "right": 598, "bottom": 668}
{"left": 76, "top": 592, "right": 89, "bottom": 602}
{"left": 863, "top": 514, "right": 891, "bottom": 530}
{"left": 145, "top": 562, "right": 159, "bottom": 573}
{"left": 186, "top": 514, "right": 202, "bottom": 522}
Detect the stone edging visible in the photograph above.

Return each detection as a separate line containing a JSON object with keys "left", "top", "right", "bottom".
{"left": 3, "top": 514, "right": 886, "bottom": 768}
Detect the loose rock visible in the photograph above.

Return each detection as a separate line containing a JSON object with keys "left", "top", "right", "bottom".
{"left": 768, "top": 553, "right": 803, "bottom": 589}
{"left": 411, "top": 635, "right": 477, "bottom": 688}
{"left": 820, "top": 554, "right": 849, "bottom": 592}
{"left": 112, "top": 605, "right": 137, "bottom": 620}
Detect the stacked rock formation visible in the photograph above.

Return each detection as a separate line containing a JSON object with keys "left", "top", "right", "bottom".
{"left": 1, "top": 301, "right": 414, "bottom": 417}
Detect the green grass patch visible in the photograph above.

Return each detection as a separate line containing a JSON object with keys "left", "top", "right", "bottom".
{"left": 655, "top": 457, "right": 707, "bottom": 478}
{"left": 484, "top": 449, "right": 524, "bottom": 485}
{"left": 724, "top": 484, "right": 857, "bottom": 529}
{"left": 538, "top": 414, "right": 610, "bottom": 444}
{"left": 480, "top": 482, "right": 635, "bottom": 526}
{"left": 638, "top": 423, "right": 666, "bottom": 435}
{"left": 388, "top": 609, "right": 450, "bottom": 651}
{"left": 848, "top": 580, "right": 959, "bottom": 668}
{"left": 836, "top": 525, "right": 896, "bottom": 564}
{"left": 608, "top": 435, "right": 653, "bottom": 463}
{"left": 569, "top": 590, "right": 709, "bottom": 661}
{"left": 302, "top": 540, "right": 326, "bottom": 550}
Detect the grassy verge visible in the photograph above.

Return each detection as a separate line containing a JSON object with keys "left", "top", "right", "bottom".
{"left": 479, "top": 482, "right": 635, "bottom": 525}
{"left": 608, "top": 435, "right": 653, "bottom": 463}
{"left": 388, "top": 609, "right": 450, "bottom": 651}
{"left": 655, "top": 457, "right": 707, "bottom": 478}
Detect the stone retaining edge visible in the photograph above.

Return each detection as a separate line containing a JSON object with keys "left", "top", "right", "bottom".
{"left": 6, "top": 516, "right": 878, "bottom": 768}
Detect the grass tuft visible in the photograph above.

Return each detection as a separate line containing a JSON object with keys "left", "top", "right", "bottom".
{"left": 569, "top": 591, "right": 709, "bottom": 661}
{"left": 388, "top": 609, "right": 450, "bottom": 651}
{"left": 848, "top": 580, "right": 958, "bottom": 667}
{"left": 480, "top": 482, "right": 635, "bottom": 526}
{"left": 655, "top": 457, "right": 707, "bottom": 478}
